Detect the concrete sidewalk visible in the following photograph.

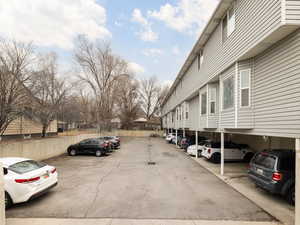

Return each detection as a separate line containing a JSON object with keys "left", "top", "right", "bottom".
{"left": 6, "top": 218, "right": 281, "bottom": 225}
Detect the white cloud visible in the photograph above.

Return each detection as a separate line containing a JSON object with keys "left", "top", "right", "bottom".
{"left": 132, "top": 9, "right": 148, "bottom": 26}
{"left": 143, "top": 48, "right": 164, "bottom": 57}
{"left": 0, "top": 0, "right": 111, "bottom": 49}
{"left": 148, "top": 0, "right": 219, "bottom": 35}
{"left": 172, "top": 46, "right": 180, "bottom": 55}
{"left": 131, "top": 9, "right": 159, "bottom": 42}
{"left": 128, "top": 62, "right": 145, "bottom": 75}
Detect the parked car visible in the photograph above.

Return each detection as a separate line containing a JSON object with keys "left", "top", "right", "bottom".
{"left": 187, "top": 140, "right": 211, "bottom": 157}
{"left": 67, "top": 138, "right": 109, "bottom": 157}
{"left": 181, "top": 136, "right": 207, "bottom": 150}
{"left": 101, "top": 136, "right": 120, "bottom": 149}
{"left": 248, "top": 150, "right": 295, "bottom": 205}
{"left": 166, "top": 133, "right": 175, "bottom": 143}
{"left": 1, "top": 157, "right": 58, "bottom": 208}
{"left": 171, "top": 135, "right": 183, "bottom": 145}
{"left": 202, "top": 142, "right": 254, "bottom": 163}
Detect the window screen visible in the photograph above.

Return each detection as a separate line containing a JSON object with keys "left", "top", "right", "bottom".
{"left": 209, "top": 87, "right": 217, "bottom": 114}
{"left": 240, "top": 70, "right": 250, "bottom": 107}
{"left": 201, "top": 92, "right": 207, "bottom": 115}
{"left": 223, "top": 76, "right": 234, "bottom": 110}
{"left": 227, "top": 7, "right": 235, "bottom": 36}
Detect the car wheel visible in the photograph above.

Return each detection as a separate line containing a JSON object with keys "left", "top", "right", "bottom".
{"left": 243, "top": 153, "right": 254, "bottom": 162}
{"left": 95, "top": 150, "right": 102, "bottom": 157}
{"left": 286, "top": 187, "right": 295, "bottom": 205}
{"left": 69, "top": 149, "right": 77, "bottom": 156}
{"left": 210, "top": 153, "right": 221, "bottom": 164}
{"left": 197, "top": 150, "right": 202, "bottom": 158}
{"left": 5, "top": 192, "right": 12, "bottom": 209}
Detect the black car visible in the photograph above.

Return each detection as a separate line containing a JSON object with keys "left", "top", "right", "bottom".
{"left": 248, "top": 150, "right": 295, "bottom": 205}
{"left": 101, "top": 136, "right": 121, "bottom": 149}
{"left": 67, "top": 138, "right": 109, "bottom": 157}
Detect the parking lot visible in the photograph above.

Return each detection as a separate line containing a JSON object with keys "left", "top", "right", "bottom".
{"left": 6, "top": 137, "right": 275, "bottom": 222}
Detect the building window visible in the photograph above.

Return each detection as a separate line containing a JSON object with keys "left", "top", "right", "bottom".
{"left": 222, "top": 14, "right": 228, "bottom": 42}
{"left": 227, "top": 7, "right": 235, "bottom": 36}
{"left": 179, "top": 107, "right": 182, "bottom": 120}
{"left": 197, "top": 50, "right": 204, "bottom": 71}
{"left": 223, "top": 76, "right": 234, "bottom": 110}
{"left": 201, "top": 92, "right": 207, "bottom": 115}
{"left": 186, "top": 104, "right": 189, "bottom": 119}
{"left": 222, "top": 4, "right": 235, "bottom": 42}
{"left": 209, "top": 87, "right": 217, "bottom": 114}
{"left": 240, "top": 69, "right": 251, "bottom": 107}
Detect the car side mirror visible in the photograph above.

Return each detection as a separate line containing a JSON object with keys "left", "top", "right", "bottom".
{"left": 3, "top": 168, "right": 8, "bottom": 175}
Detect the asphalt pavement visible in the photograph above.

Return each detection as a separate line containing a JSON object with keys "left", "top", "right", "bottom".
{"left": 6, "top": 137, "right": 274, "bottom": 222}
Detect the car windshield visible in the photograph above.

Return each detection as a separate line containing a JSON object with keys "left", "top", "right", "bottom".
{"left": 253, "top": 153, "right": 277, "bottom": 169}
{"left": 9, "top": 160, "right": 46, "bottom": 174}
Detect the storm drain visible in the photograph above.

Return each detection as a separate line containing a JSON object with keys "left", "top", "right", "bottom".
{"left": 147, "top": 138, "right": 156, "bottom": 165}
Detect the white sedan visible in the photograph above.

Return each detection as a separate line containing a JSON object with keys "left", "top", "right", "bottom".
{"left": 187, "top": 141, "right": 210, "bottom": 157}
{"left": 201, "top": 142, "right": 254, "bottom": 163}
{"left": 1, "top": 157, "right": 58, "bottom": 208}
{"left": 165, "top": 133, "right": 175, "bottom": 143}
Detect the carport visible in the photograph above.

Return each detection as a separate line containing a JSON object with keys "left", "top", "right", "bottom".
{"left": 192, "top": 131, "right": 299, "bottom": 225}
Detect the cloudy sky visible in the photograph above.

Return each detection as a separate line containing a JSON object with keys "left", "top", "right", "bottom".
{"left": 0, "top": 0, "right": 219, "bottom": 84}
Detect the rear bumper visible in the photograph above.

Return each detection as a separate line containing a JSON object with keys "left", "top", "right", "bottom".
{"left": 12, "top": 176, "right": 58, "bottom": 204}
{"left": 248, "top": 172, "right": 283, "bottom": 194}
{"left": 29, "top": 182, "right": 58, "bottom": 201}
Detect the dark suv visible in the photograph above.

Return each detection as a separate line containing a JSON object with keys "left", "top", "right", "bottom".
{"left": 248, "top": 150, "right": 295, "bottom": 205}
{"left": 67, "top": 138, "right": 109, "bottom": 157}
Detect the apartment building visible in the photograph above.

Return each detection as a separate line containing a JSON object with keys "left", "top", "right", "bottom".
{"left": 161, "top": 0, "right": 300, "bottom": 224}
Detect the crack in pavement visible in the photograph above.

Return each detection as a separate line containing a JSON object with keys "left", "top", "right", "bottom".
{"left": 84, "top": 161, "right": 121, "bottom": 218}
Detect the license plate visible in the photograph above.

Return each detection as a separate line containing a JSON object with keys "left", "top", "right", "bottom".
{"left": 43, "top": 172, "right": 50, "bottom": 179}
{"left": 256, "top": 168, "right": 264, "bottom": 175}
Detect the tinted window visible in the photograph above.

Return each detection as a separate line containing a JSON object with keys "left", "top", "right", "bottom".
{"left": 278, "top": 156, "right": 295, "bottom": 171}
{"left": 9, "top": 160, "right": 46, "bottom": 174}
{"left": 253, "top": 154, "right": 277, "bottom": 169}
{"left": 207, "top": 142, "right": 221, "bottom": 148}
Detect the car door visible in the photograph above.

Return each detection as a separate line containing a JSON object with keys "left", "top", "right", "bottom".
{"left": 77, "top": 140, "right": 89, "bottom": 153}
{"left": 81, "top": 140, "right": 94, "bottom": 154}
{"left": 224, "top": 142, "right": 239, "bottom": 160}
{"left": 229, "top": 143, "right": 243, "bottom": 160}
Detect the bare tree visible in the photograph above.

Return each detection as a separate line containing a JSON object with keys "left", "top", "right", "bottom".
{"left": 139, "top": 76, "right": 169, "bottom": 120}
{"left": 0, "top": 40, "right": 34, "bottom": 136}
{"left": 115, "top": 74, "right": 140, "bottom": 129}
{"left": 74, "top": 37, "right": 128, "bottom": 131}
{"left": 29, "top": 53, "right": 68, "bottom": 137}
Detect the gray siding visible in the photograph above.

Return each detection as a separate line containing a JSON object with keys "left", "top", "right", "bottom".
{"left": 286, "top": 0, "right": 300, "bottom": 24}
{"left": 163, "top": 0, "right": 282, "bottom": 112}
{"left": 189, "top": 96, "right": 200, "bottom": 131}
{"left": 251, "top": 29, "right": 300, "bottom": 137}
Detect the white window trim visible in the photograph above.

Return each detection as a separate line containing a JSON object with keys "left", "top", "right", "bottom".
{"left": 239, "top": 69, "right": 251, "bottom": 108}
{"left": 222, "top": 75, "right": 235, "bottom": 111}
{"left": 209, "top": 87, "right": 217, "bottom": 115}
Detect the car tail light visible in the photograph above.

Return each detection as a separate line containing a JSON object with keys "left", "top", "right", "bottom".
{"left": 272, "top": 172, "right": 282, "bottom": 181}
{"left": 51, "top": 168, "right": 57, "bottom": 174}
{"left": 208, "top": 149, "right": 211, "bottom": 154}
{"left": 15, "top": 177, "right": 40, "bottom": 183}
